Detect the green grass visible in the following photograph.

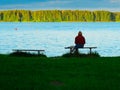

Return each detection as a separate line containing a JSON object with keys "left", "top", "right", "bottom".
{"left": 62, "top": 51, "right": 100, "bottom": 57}
{"left": 0, "top": 54, "right": 120, "bottom": 90}
{"left": 9, "top": 51, "right": 47, "bottom": 57}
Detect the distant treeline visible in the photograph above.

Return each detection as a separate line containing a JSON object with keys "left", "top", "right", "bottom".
{"left": 0, "top": 10, "right": 120, "bottom": 22}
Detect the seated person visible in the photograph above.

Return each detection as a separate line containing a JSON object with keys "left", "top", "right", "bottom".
{"left": 72, "top": 31, "right": 86, "bottom": 53}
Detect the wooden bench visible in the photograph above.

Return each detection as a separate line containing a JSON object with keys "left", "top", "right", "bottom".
{"left": 12, "top": 49, "right": 45, "bottom": 55}
{"left": 65, "top": 46, "right": 97, "bottom": 54}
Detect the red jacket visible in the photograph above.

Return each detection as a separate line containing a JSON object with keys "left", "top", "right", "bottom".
{"left": 75, "top": 35, "right": 85, "bottom": 44}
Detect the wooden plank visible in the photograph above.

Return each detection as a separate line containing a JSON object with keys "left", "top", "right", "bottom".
{"left": 13, "top": 49, "right": 45, "bottom": 51}
{"left": 65, "top": 46, "right": 97, "bottom": 49}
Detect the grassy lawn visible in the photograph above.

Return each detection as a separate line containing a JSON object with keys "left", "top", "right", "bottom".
{"left": 0, "top": 54, "right": 120, "bottom": 90}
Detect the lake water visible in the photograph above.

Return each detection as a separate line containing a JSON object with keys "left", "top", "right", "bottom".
{"left": 0, "top": 22, "right": 120, "bottom": 57}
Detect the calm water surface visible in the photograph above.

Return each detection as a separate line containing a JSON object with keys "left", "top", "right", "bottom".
{"left": 0, "top": 22, "right": 120, "bottom": 57}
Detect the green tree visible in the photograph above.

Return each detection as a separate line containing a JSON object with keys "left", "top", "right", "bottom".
{"left": 115, "top": 12, "right": 120, "bottom": 22}
{"left": 0, "top": 10, "right": 120, "bottom": 22}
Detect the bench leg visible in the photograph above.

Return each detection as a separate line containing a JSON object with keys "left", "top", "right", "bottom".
{"left": 90, "top": 48, "right": 92, "bottom": 54}
{"left": 38, "top": 51, "right": 40, "bottom": 55}
{"left": 70, "top": 48, "right": 72, "bottom": 53}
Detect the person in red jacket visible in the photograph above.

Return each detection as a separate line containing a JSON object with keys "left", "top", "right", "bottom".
{"left": 72, "top": 31, "right": 86, "bottom": 53}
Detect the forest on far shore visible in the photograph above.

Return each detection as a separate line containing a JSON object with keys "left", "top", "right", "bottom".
{"left": 0, "top": 10, "right": 120, "bottom": 22}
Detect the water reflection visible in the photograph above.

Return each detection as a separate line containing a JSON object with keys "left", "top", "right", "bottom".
{"left": 0, "top": 22, "right": 120, "bottom": 57}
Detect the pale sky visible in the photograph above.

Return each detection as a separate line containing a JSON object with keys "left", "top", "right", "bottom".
{"left": 0, "top": 0, "right": 120, "bottom": 11}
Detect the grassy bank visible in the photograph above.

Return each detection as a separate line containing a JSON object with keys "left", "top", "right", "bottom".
{"left": 0, "top": 54, "right": 120, "bottom": 90}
